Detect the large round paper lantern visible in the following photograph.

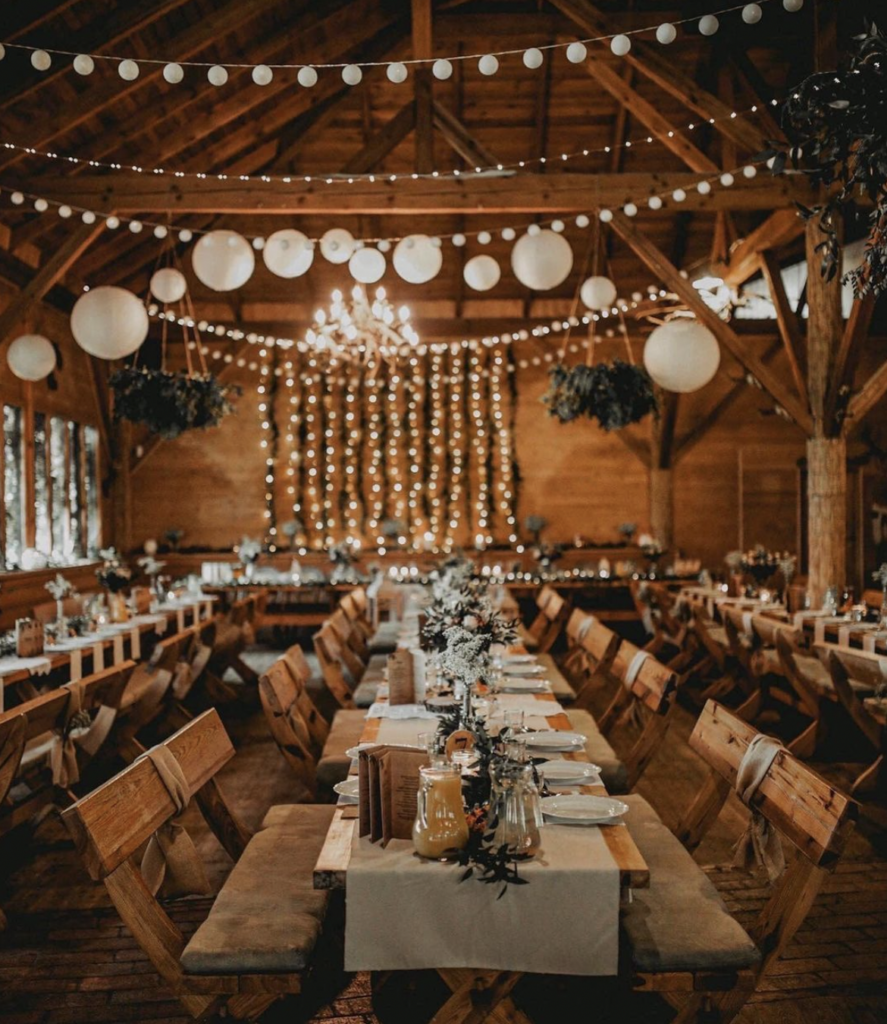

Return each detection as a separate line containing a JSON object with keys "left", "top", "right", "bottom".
{"left": 349, "top": 247, "right": 386, "bottom": 284}
{"left": 7, "top": 334, "right": 56, "bottom": 381}
{"left": 263, "top": 229, "right": 314, "bottom": 278}
{"left": 150, "top": 267, "right": 187, "bottom": 304}
{"left": 191, "top": 230, "right": 254, "bottom": 291}
{"left": 463, "top": 254, "right": 500, "bottom": 292}
{"left": 511, "top": 229, "right": 573, "bottom": 290}
{"left": 71, "top": 286, "right": 149, "bottom": 360}
{"left": 320, "top": 228, "right": 355, "bottom": 264}
{"left": 393, "top": 234, "right": 442, "bottom": 284}
{"left": 580, "top": 275, "right": 617, "bottom": 311}
{"left": 643, "top": 319, "right": 721, "bottom": 393}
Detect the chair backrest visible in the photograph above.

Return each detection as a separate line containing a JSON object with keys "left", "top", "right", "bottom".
{"left": 340, "top": 592, "right": 359, "bottom": 623}
{"left": 351, "top": 587, "right": 368, "bottom": 614}
{"left": 751, "top": 613, "right": 799, "bottom": 648}
{"left": 610, "top": 640, "right": 676, "bottom": 716}
{"left": 326, "top": 609, "right": 366, "bottom": 675}
{"left": 259, "top": 661, "right": 318, "bottom": 794}
{"left": 537, "top": 585, "right": 560, "bottom": 616}
{"left": 820, "top": 642, "right": 887, "bottom": 693}
{"left": 577, "top": 614, "right": 620, "bottom": 668}
{"left": 312, "top": 626, "right": 355, "bottom": 708}
{"left": 528, "top": 586, "right": 569, "bottom": 652}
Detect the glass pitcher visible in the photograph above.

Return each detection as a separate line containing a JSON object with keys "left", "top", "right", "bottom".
{"left": 490, "top": 762, "right": 543, "bottom": 857}
{"left": 412, "top": 765, "right": 469, "bottom": 860}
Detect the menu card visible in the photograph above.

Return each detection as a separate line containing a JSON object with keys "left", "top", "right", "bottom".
{"left": 387, "top": 649, "right": 414, "bottom": 705}
{"left": 358, "top": 745, "right": 427, "bottom": 846}
{"left": 16, "top": 618, "right": 44, "bottom": 657}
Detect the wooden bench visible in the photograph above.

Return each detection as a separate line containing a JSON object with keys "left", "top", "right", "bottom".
{"left": 61, "top": 709, "right": 336, "bottom": 1021}
{"left": 624, "top": 700, "right": 857, "bottom": 1022}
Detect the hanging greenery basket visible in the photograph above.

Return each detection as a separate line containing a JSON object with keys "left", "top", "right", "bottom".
{"left": 542, "top": 360, "right": 657, "bottom": 430}
{"left": 110, "top": 367, "right": 240, "bottom": 439}
{"left": 771, "top": 21, "right": 887, "bottom": 295}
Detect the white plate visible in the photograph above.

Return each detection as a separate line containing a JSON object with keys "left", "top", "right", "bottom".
{"left": 537, "top": 759, "right": 601, "bottom": 784}
{"left": 498, "top": 679, "right": 550, "bottom": 693}
{"left": 502, "top": 653, "right": 537, "bottom": 664}
{"left": 345, "top": 743, "right": 376, "bottom": 760}
{"left": 333, "top": 779, "right": 360, "bottom": 803}
{"left": 503, "top": 663, "right": 545, "bottom": 677}
{"left": 541, "top": 794, "right": 628, "bottom": 825}
{"left": 525, "top": 731, "right": 586, "bottom": 751}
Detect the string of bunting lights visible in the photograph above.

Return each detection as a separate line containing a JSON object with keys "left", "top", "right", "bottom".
{"left": 0, "top": 99, "right": 775, "bottom": 187}
{"left": 0, "top": 1, "right": 803, "bottom": 87}
{"left": 257, "top": 345, "right": 521, "bottom": 554}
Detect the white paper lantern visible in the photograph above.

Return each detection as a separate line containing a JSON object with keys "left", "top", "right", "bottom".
{"left": 387, "top": 62, "right": 408, "bottom": 84}
{"left": 611, "top": 34, "right": 631, "bottom": 56}
{"left": 191, "top": 230, "right": 255, "bottom": 291}
{"left": 163, "top": 62, "right": 184, "bottom": 84}
{"left": 320, "top": 227, "right": 355, "bottom": 264}
{"left": 432, "top": 59, "right": 453, "bottom": 80}
{"left": 31, "top": 50, "right": 51, "bottom": 71}
{"left": 342, "top": 64, "right": 362, "bottom": 86}
{"left": 511, "top": 229, "right": 573, "bottom": 291}
{"left": 393, "top": 234, "right": 442, "bottom": 284}
{"left": 298, "top": 66, "right": 318, "bottom": 87}
{"left": 118, "top": 59, "right": 139, "bottom": 81}
{"left": 463, "top": 255, "right": 501, "bottom": 292}
{"left": 262, "top": 229, "right": 314, "bottom": 278}
{"left": 566, "top": 42, "right": 587, "bottom": 63}
{"left": 643, "top": 319, "right": 721, "bottom": 393}
{"left": 71, "top": 286, "right": 149, "bottom": 360}
{"left": 7, "top": 334, "right": 56, "bottom": 381}
{"left": 656, "top": 23, "right": 677, "bottom": 44}
{"left": 742, "top": 4, "right": 763, "bottom": 24}
{"left": 73, "top": 54, "right": 94, "bottom": 75}
{"left": 349, "top": 247, "right": 386, "bottom": 283}
{"left": 150, "top": 267, "right": 187, "bottom": 304}
{"left": 580, "top": 276, "right": 617, "bottom": 311}
{"left": 523, "top": 48, "right": 544, "bottom": 69}
{"left": 478, "top": 54, "right": 499, "bottom": 76}
{"left": 208, "top": 65, "right": 228, "bottom": 86}
{"left": 783, "top": 0, "right": 803, "bottom": 11}
{"left": 252, "top": 64, "right": 273, "bottom": 86}
{"left": 698, "top": 15, "right": 719, "bottom": 36}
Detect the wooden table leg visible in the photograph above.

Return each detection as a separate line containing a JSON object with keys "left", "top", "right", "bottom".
{"left": 851, "top": 753, "right": 887, "bottom": 796}
{"left": 431, "top": 969, "right": 527, "bottom": 1024}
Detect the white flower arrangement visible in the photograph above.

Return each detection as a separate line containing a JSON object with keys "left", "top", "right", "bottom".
{"left": 137, "top": 555, "right": 166, "bottom": 577}
{"left": 238, "top": 536, "right": 262, "bottom": 565}
{"left": 45, "top": 573, "right": 75, "bottom": 601}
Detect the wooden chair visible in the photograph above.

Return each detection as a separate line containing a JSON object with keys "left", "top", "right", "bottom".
{"left": 327, "top": 608, "right": 369, "bottom": 678}
{"left": 522, "top": 585, "right": 570, "bottom": 654}
{"left": 824, "top": 645, "right": 887, "bottom": 795}
{"left": 773, "top": 631, "right": 843, "bottom": 758}
{"left": 208, "top": 595, "right": 263, "bottom": 688}
{"left": 61, "top": 709, "right": 336, "bottom": 1021}
{"left": 562, "top": 610, "right": 620, "bottom": 709}
{"left": 312, "top": 625, "right": 357, "bottom": 709}
{"left": 595, "top": 640, "right": 678, "bottom": 791}
{"left": 630, "top": 580, "right": 689, "bottom": 659}
{"left": 340, "top": 591, "right": 371, "bottom": 641}
{"left": 622, "top": 700, "right": 857, "bottom": 1023}
{"left": 258, "top": 660, "right": 319, "bottom": 799}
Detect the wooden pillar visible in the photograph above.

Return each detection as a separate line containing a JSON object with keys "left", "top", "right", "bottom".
{"left": 649, "top": 467, "right": 673, "bottom": 550}
{"left": 111, "top": 419, "right": 133, "bottom": 555}
{"left": 805, "top": 216, "right": 845, "bottom": 603}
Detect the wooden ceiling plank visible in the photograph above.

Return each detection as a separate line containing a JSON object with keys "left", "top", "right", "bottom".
{"left": 22, "top": 172, "right": 815, "bottom": 214}
{"left": 0, "top": 0, "right": 82, "bottom": 41}
{"left": 758, "top": 249, "right": 808, "bottom": 410}
{"left": 607, "top": 210, "right": 812, "bottom": 433}
{"left": 341, "top": 101, "right": 417, "bottom": 174}
{"left": 548, "top": 0, "right": 767, "bottom": 154}
{"left": 0, "top": 220, "right": 105, "bottom": 346}
{"left": 720, "top": 208, "right": 804, "bottom": 287}
{"left": 569, "top": 44, "right": 719, "bottom": 175}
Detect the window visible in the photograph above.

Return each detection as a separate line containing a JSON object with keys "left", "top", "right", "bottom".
{"left": 1, "top": 407, "right": 102, "bottom": 570}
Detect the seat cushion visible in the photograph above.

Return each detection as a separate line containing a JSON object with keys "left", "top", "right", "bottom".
{"left": 181, "top": 804, "right": 335, "bottom": 975}
{"left": 316, "top": 709, "right": 367, "bottom": 793}
{"left": 352, "top": 654, "right": 389, "bottom": 708}
{"left": 620, "top": 795, "right": 761, "bottom": 973}
{"left": 368, "top": 625, "right": 399, "bottom": 655}
{"left": 565, "top": 709, "right": 629, "bottom": 795}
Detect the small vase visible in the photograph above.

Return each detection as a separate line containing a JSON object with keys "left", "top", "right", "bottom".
{"left": 55, "top": 598, "right": 67, "bottom": 631}
{"left": 109, "top": 592, "right": 129, "bottom": 623}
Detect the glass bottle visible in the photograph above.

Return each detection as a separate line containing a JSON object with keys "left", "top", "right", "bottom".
{"left": 412, "top": 765, "right": 469, "bottom": 860}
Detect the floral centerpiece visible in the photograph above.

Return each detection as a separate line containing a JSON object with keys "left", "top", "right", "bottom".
{"left": 531, "top": 542, "right": 564, "bottom": 572}
{"left": 328, "top": 540, "right": 362, "bottom": 584}
{"left": 638, "top": 533, "right": 664, "bottom": 565}
{"left": 45, "top": 573, "right": 76, "bottom": 627}
{"left": 95, "top": 548, "right": 133, "bottom": 622}
{"left": 237, "top": 536, "right": 262, "bottom": 579}
{"left": 524, "top": 514, "right": 547, "bottom": 546}
{"left": 137, "top": 554, "right": 167, "bottom": 599}
{"left": 618, "top": 521, "right": 637, "bottom": 544}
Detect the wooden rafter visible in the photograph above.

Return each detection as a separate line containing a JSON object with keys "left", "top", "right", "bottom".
{"left": 721, "top": 209, "right": 804, "bottom": 287}
{"left": 549, "top": 0, "right": 767, "bottom": 154}
{"left": 826, "top": 292, "right": 876, "bottom": 431}
{"left": 568, "top": 44, "right": 719, "bottom": 174}
{"left": 607, "top": 211, "right": 812, "bottom": 433}
{"left": 845, "top": 352, "right": 887, "bottom": 431}
{"left": 22, "top": 172, "right": 816, "bottom": 215}
{"left": 342, "top": 102, "right": 417, "bottom": 174}
{"left": 432, "top": 102, "right": 499, "bottom": 167}
{"left": 758, "top": 250, "right": 808, "bottom": 410}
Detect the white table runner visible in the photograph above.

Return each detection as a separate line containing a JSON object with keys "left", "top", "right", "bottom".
{"left": 345, "top": 824, "right": 619, "bottom": 975}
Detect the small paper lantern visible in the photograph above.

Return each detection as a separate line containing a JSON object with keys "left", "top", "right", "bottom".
{"left": 432, "top": 59, "right": 453, "bottom": 80}
{"left": 523, "top": 48, "right": 544, "bottom": 69}
{"left": 643, "top": 319, "right": 721, "bottom": 393}
{"left": 262, "top": 229, "right": 314, "bottom": 278}
{"left": 252, "top": 64, "right": 273, "bottom": 86}
{"left": 698, "top": 15, "right": 719, "bottom": 36}
{"left": 191, "top": 230, "right": 255, "bottom": 291}
{"left": 342, "top": 64, "right": 362, "bottom": 86}
{"left": 349, "top": 247, "right": 386, "bottom": 283}
{"left": 207, "top": 65, "right": 228, "bottom": 86}
{"left": 742, "top": 4, "right": 763, "bottom": 24}
{"left": 387, "top": 62, "right": 408, "bottom": 84}
{"left": 511, "top": 229, "right": 573, "bottom": 291}
{"left": 73, "top": 54, "right": 94, "bottom": 75}
{"left": 393, "top": 234, "right": 442, "bottom": 284}
{"left": 163, "top": 62, "right": 184, "bottom": 83}
{"left": 656, "top": 23, "right": 677, "bottom": 44}
{"left": 7, "top": 334, "right": 56, "bottom": 381}
{"left": 478, "top": 54, "right": 499, "bottom": 76}
{"left": 71, "top": 286, "right": 149, "bottom": 360}
{"left": 463, "top": 255, "right": 500, "bottom": 292}
{"left": 320, "top": 227, "right": 356, "bottom": 264}
{"left": 610, "top": 34, "right": 631, "bottom": 56}
{"left": 298, "top": 66, "right": 318, "bottom": 87}
{"left": 580, "top": 276, "right": 617, "bottom": 311}
{"left": 150, "top": 267, "right": 187, "bottom": 304}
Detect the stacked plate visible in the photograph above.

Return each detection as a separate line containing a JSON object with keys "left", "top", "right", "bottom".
{"left": 502, "top": 663, "right": 545, "bottom": 677}
{"left": 524, "top": 731, "right": 586, "bottom": 752}
{"left": 333, "top": 778, "right": 360, "bottom": 804}
{"left": 538, "top": 759, "right": 601, "bottom": 785}
{"left": 541, "top": 794, "right": 629, "bottom": 826}
{"left": 498, "top": 678, "right": 550, "bottom": 693}
{"left": 502, "top": 653, "right": 536, "bottom": 665}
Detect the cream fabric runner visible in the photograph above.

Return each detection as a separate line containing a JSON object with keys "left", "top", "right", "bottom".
{"left": 345, "top": 825, "right": 619, "bottom": 975}
{"left": 0, "top": 655, "right": 52, "bottom": 679}
{"left": 50, "top": 683, "right": 84, "bottom": 788}
{"left": 366, "top": 702, "right": 438, "bottom": 720}
{"left": 732, "top": 734, "right": 785, "bottom": 881}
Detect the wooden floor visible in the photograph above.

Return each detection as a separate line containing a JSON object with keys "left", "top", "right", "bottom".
{"left": 3, "top": 646, "right": 887, "bottom": 1024}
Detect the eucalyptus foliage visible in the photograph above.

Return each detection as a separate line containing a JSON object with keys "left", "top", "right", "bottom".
{"left": 543, "top": 360, "right": 657, "bottom": 430}
{"left": 110, "top": 367, "right": 240, "bottom": 439}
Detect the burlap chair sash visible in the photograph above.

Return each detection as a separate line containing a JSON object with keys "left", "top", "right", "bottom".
{"left": 139, "top": 745, "right": 211, "bottom": 899}
{"left": 732, "top": 733, "right": 786, "bottom": 881}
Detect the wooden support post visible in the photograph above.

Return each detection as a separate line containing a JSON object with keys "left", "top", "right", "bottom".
{"left": 650, "top": 468, "right": 674, "bottom": 551}
{"left": 805, "top": 216, "right": 845, "bottom": 603}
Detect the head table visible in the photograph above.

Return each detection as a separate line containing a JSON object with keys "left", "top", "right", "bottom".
{"left": 312, "top": 653, "right": 649, "bottom": 1024}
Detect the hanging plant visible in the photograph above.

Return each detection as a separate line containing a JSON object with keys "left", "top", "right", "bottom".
{"left": 110, "top": 366, "right": 240, "bottom": 439}
{"left": 768, "top": 21, "right": 887, "bottom": 294}
{"left": 543, "top": 360, "right": 656, "bottom": 430}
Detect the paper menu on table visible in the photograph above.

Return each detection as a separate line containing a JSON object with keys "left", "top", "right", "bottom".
{"left": 358, "top": 745, "right": 426, "bottom": 846}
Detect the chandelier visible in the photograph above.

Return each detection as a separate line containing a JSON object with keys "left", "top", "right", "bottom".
{"left": 304, "top": 285, "right": 420, "bottom": 366}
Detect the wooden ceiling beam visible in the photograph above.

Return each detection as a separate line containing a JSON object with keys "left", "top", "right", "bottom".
{"left": 758, "top": 250, "right": 808, "bottom": 410}
{"left": 342, "top": 102, "right": 417, "bottom": 174}
{"left": 607, "top": 210, "right": 812, "bottom": 433}
{"left": 845, "top": 355, "right": 887, "bottom": 430}
{"left": 23, "top": 172, "right": 815, "bottom": 215}
{"left": 548, "top": 0, "right": 767, "bottom": 154}
{"left": 567, "top": 42, "right": 719, "bottom": 175}
{"left": 827, "top": 292, "right": 877, "bottom": 430}
{"left": 432, "top": 102, "right": 499, "bottom": 168}
{"left": 720, "top": 208, "right": 805, "bottom": 287}
{"left": 412, "top": 0, "right": 434, "bottom": 174}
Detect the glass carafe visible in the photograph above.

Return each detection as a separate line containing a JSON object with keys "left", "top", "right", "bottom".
{"left": 490, "top": 762, "right": 543, "bottom": 857}
{"left": 412, "top": 765, "right": 469, "bottom": 860}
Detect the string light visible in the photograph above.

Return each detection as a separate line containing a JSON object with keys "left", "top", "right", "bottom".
{"left": 0, "top": 0, "right": 799, "bottom": 85}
